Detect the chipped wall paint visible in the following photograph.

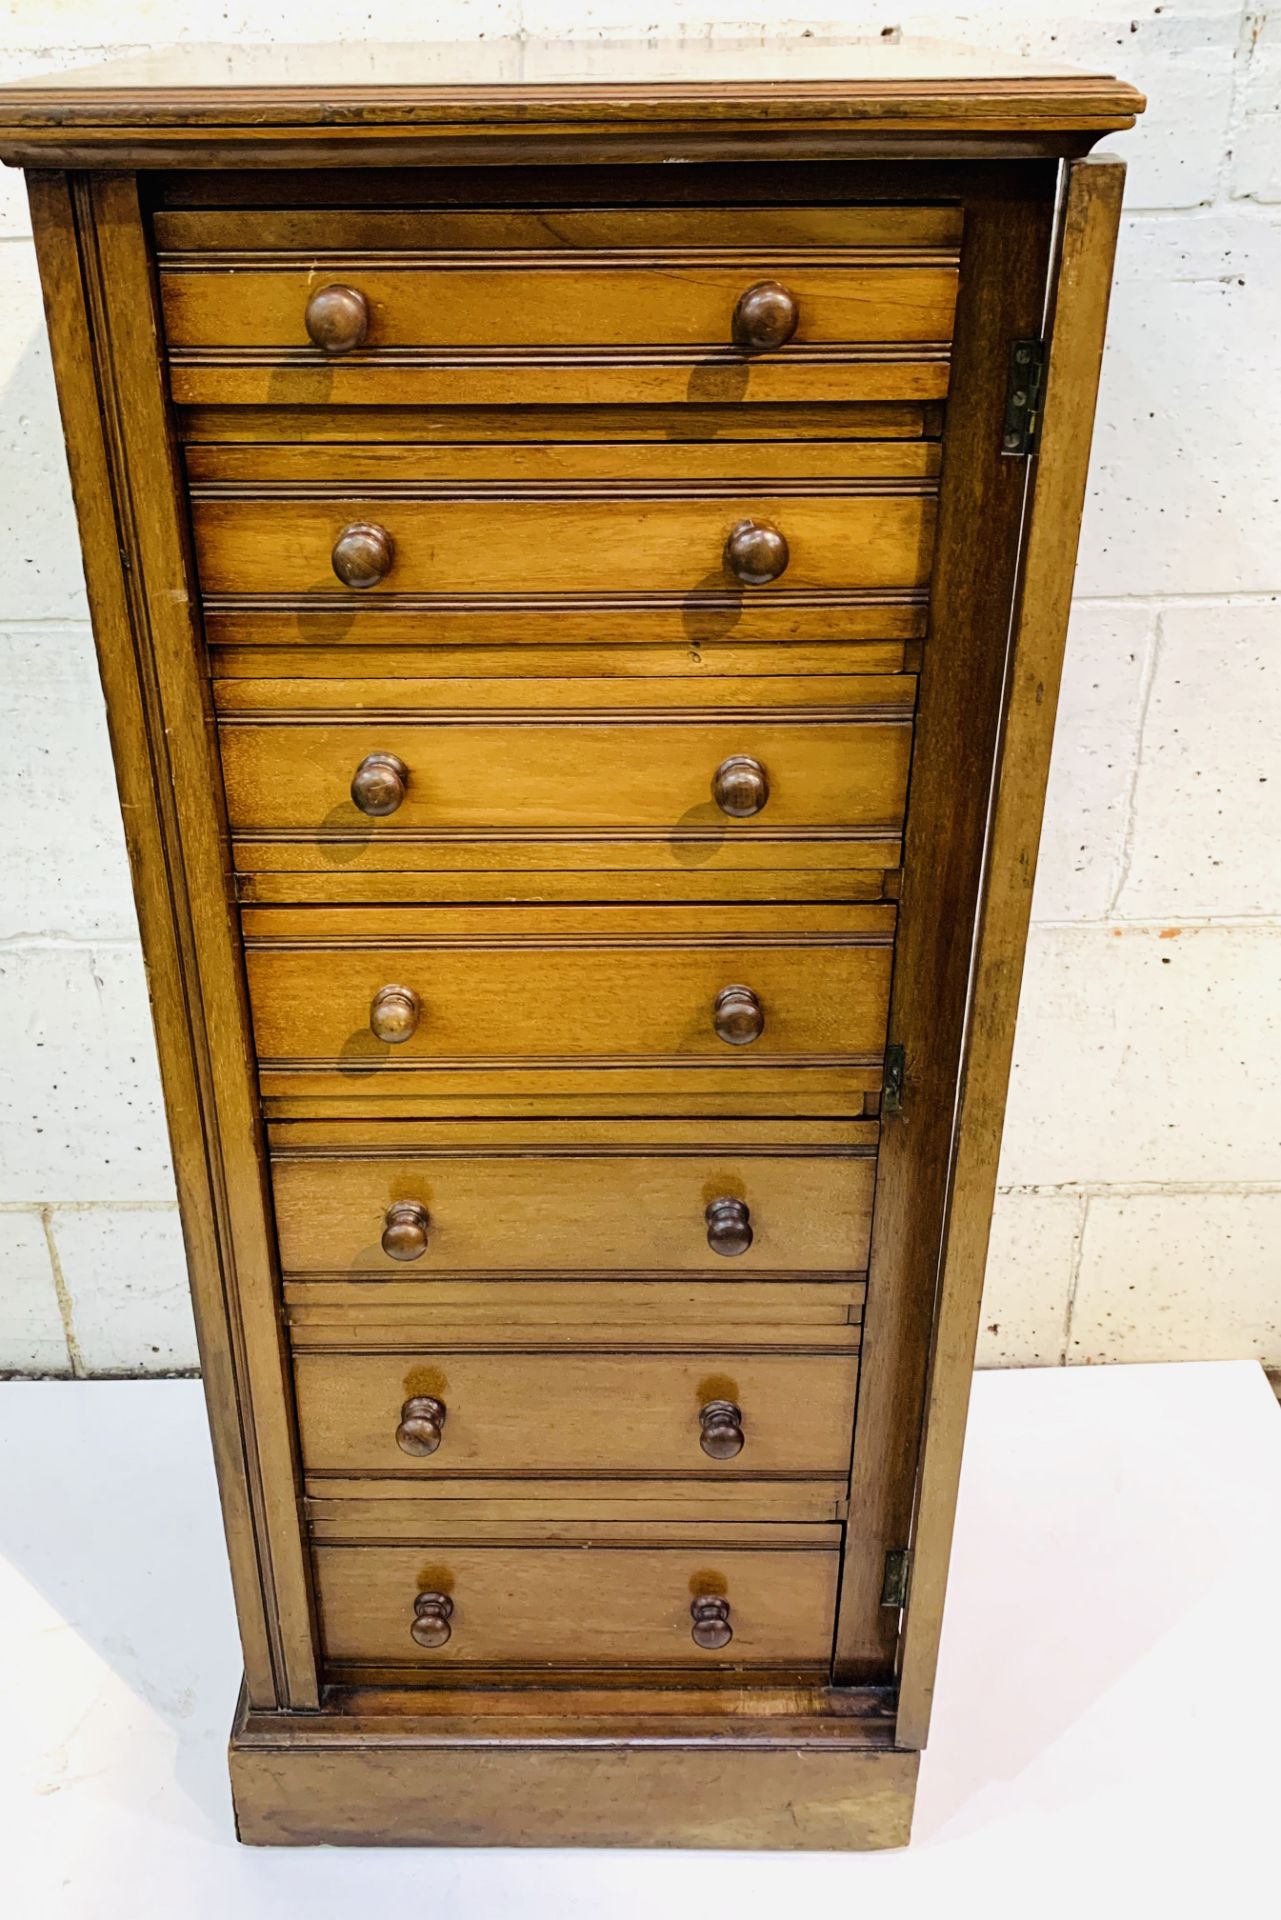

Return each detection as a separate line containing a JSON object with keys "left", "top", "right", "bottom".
{"left": 0, "top": 3, "right": 1277, "bottom": 1375}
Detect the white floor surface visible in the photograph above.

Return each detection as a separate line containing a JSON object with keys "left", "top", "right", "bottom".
{"left": 1, "top": 1360, "right": 1278, "bottom": 1917}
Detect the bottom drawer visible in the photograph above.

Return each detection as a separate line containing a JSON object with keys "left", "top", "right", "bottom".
{"left": 314, "top": 1543, "right": 839, "bottom": 1670}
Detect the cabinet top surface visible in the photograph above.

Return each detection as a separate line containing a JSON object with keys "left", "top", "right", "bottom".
{"left": 0, "top": 37, "right": 1144, "bottom": 140}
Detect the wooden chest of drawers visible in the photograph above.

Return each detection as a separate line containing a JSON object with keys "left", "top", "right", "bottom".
{"left": 0, "top": 39, "right": 1142, "bottom": 1850}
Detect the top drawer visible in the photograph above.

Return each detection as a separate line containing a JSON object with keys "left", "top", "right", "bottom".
{"left": 157, "top": 202, "right": 959, "bottom": 408}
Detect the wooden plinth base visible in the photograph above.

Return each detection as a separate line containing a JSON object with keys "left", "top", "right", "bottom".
{"left": 230, "top": 1683, "right": 919, "bottom": 1850}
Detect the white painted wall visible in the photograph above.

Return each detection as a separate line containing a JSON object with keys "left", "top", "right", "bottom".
{"left": 0, "top": 3, "right": 1277, "bottom": 1377}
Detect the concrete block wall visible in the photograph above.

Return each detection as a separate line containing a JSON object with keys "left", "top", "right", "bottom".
{"left": 0, "top": 3, "right": 1277, "bottom": 1376}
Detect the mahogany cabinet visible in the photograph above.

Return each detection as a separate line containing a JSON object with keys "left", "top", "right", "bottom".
{"left": 0, "top": 42, "right": 1142, "bottom": 1848}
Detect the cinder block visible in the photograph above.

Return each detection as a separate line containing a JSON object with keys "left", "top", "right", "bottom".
{"left": 1070, "top": 1190, "right": 1281, "bottom": 1362}
{"left": 0, "top": 239, "right": 87, "bottom": 619}
{"left": 49, "top": 1206, "right": 197, "bottom": 1372}
{"left": 977, "top": 1188, "right": 1084, "bottom": 1367}
{"left": 0, "top": 625, "right": 137, "bottom": 942}
{"left": 1033, "top": 601, "right": 1154, "bottom": 923}
{"left": 1000, "top": 924, "right": 1281, "bottom": 1187}
{"left": 1116, "top": 601, "right": 1281, "bottom": 919}
{"left": 1230, "top": 11, "right": 1281, "bottom": 202}
{"left": 0, "top": 945, "right": 174, "bottom": 1203}
{"left": 1078, "top": 209, "right": 1281, "bottom": 597}
{"left": 0, "top": 1210, "right": 69, "bottom": 1374}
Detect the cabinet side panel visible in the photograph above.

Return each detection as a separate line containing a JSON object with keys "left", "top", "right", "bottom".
{"left": 25, "top": 169, "right": 318, "bottom": 1709}
{"left": 834, "top": 169, "right": 1057, "bottom": 1680}
{"left": 895, "top": 156, "right": 1126, "bottom": 1746}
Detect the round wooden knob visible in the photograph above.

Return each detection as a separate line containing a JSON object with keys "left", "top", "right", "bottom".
{"left": 304, "top": 283, "right": 370, "bottom": 355}
{"left": 332, "top": 522, "right": 394, "bottom": 589}
{"left": 732, "top": 280, "right": 799, "bottom": 352}
{"left": 410, "top": 1591, "right": 454, "bottom": 1648}
{"left": 690, "top": 1595, "right": 733, "bottom": 1650}
{"left": 382, "top": 1201, "right": 430, "bottom": 1262}
{"left": 706, "top": 1198, "right": 753, "bottom": 1258}
{"left": 351, "top": 751, "right": 408, "bottom": 817}
{"left": 396, "top": 1395, "right": 447, "bottom": 1457}
{"left": 370, "top": 983, "right": 420, "bottom": 1045}
{"left": 712, "top": 985, "right": 764, "bottom": 1047}
{"left": 699, "top": 1399, "right": 745, "bottom": 1460}
{"left": 725, "top": 519, "right": 789, "bottom": 587}
{"left": 712, "top": 754, "right": 769, "bottom": 818}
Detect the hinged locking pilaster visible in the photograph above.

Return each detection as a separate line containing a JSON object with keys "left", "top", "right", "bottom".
{"left": 1001, "top": 337, "right": 1046, "bottom": 456}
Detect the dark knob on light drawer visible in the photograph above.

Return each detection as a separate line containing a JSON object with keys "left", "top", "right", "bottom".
{"left": 332, "top": 521, "right": 394, "bottom": 589}
{"left": 370, "top": 983, "right": 420, "bottom": 1044}
{"left": 725, "top": 519, "right": 789, "bottom": 587}
{"left": 732, "top": 280, "right": 799, "bottom": 352}
{"left": 397, "top": 1395, "right": 447, "bottom": 1457}
{"left": 410, "top": 1590, "right": 454, "bottom": 1648}
{"left": 690, "top": 1595, "right": 733, "bottom": 1650}
{"left": 304, "top": 283, "right": 370, "bottom": 355}
{"left": 712, "top": 754, "right": 769, "bottom": 818}
{"left": 712, "top": 984, "right": 764, "bottom": 1047}
{"left": 699, "top": 1399, "right": 744, "bottom": 1460}
{"left": 351, "top": 751, "right": 408, "bottom": 817}
{"left": 706, "top": 1197, "right": 753, "bottom": 1258}
{"left": 382, "top": 1201, "right": 430, "bottom": 1261}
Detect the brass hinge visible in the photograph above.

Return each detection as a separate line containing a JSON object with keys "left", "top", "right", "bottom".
{"left": 882, "top": 1043, "right": 905, "bottom": 1115}
{"left": 1001, "top": 338, "right": 1046, "bottom": 457}
{"left": 881, "top": 1548, "right": 912, "bottom": 1611}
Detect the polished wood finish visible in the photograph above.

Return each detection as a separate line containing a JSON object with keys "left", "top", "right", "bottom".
{"left": 6, "top": 44, "right": 1137, "bottom": 1850}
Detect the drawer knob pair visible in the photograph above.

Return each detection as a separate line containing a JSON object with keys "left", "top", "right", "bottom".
{"left": 394, "top": 1392, "right": 740, "bottom": 1462}
{"left": 407, "top": 1589, "right": 731, "bottom": 1652}
{"left": 329, "top": 518, "right": 787, "bottom": 591}
{"left": 370, "top": 982, "right": 760, "bottom": 1049}
{"left": 351, "top": 751, "right": 766, "bottom": 821}
{"left": 379, "top": 1198, "right": 746, "bottom": 1261}
{"left": 396, "top": 1394, "right": 447, "bottom": 1457}
{"left": 305, "top": 280, "right": 795, "bottom": 359}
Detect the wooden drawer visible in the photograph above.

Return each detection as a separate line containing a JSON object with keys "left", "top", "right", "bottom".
{"left": 312, "top": 1541, "right": 840, "bottom": 1670}
{"left": 241, "top": 903, "right": 895, "bottom": 1074}
{"left": 161, "top": 263, "right": 957, "bottom": 351}
{"left": 190, "top": 489, "right": 935, "bottom": 597}
{"left": 219, "top": 708, "right": 912, "bottom": 841}
{"left": 160, "top": 201, "right": 957, "bottom": 407}
{"left": 271, "top": 1135, "right": 877, "bottom": 1276}
{"left": 294, "top": 1349, "right": 859, "bottom": 1475}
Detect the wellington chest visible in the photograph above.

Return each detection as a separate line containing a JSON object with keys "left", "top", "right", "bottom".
{"left": 0, "top": 40, "right": 1143, "bottom": 1850}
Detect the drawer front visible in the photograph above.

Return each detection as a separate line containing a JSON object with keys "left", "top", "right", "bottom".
{"left": 190, "top": 492, "right": 935, "bottom": 597}
{"left": 271, "top": 1146, "right": 877, "bottom": 1275}
{"left": 243, "top": 928, "right": 893, "bottom": 1067}
{"left": 220, "top": 714, "right": 912, "bottom": 837}
{"left": 313, "top": 1542, "right": 840, "bottom": 1669}
{"left": 161, "top": 263, "right": 958, "bottom": 350}
{"left": 294, "top": 1350, "right": 859, "bottom": 1474}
